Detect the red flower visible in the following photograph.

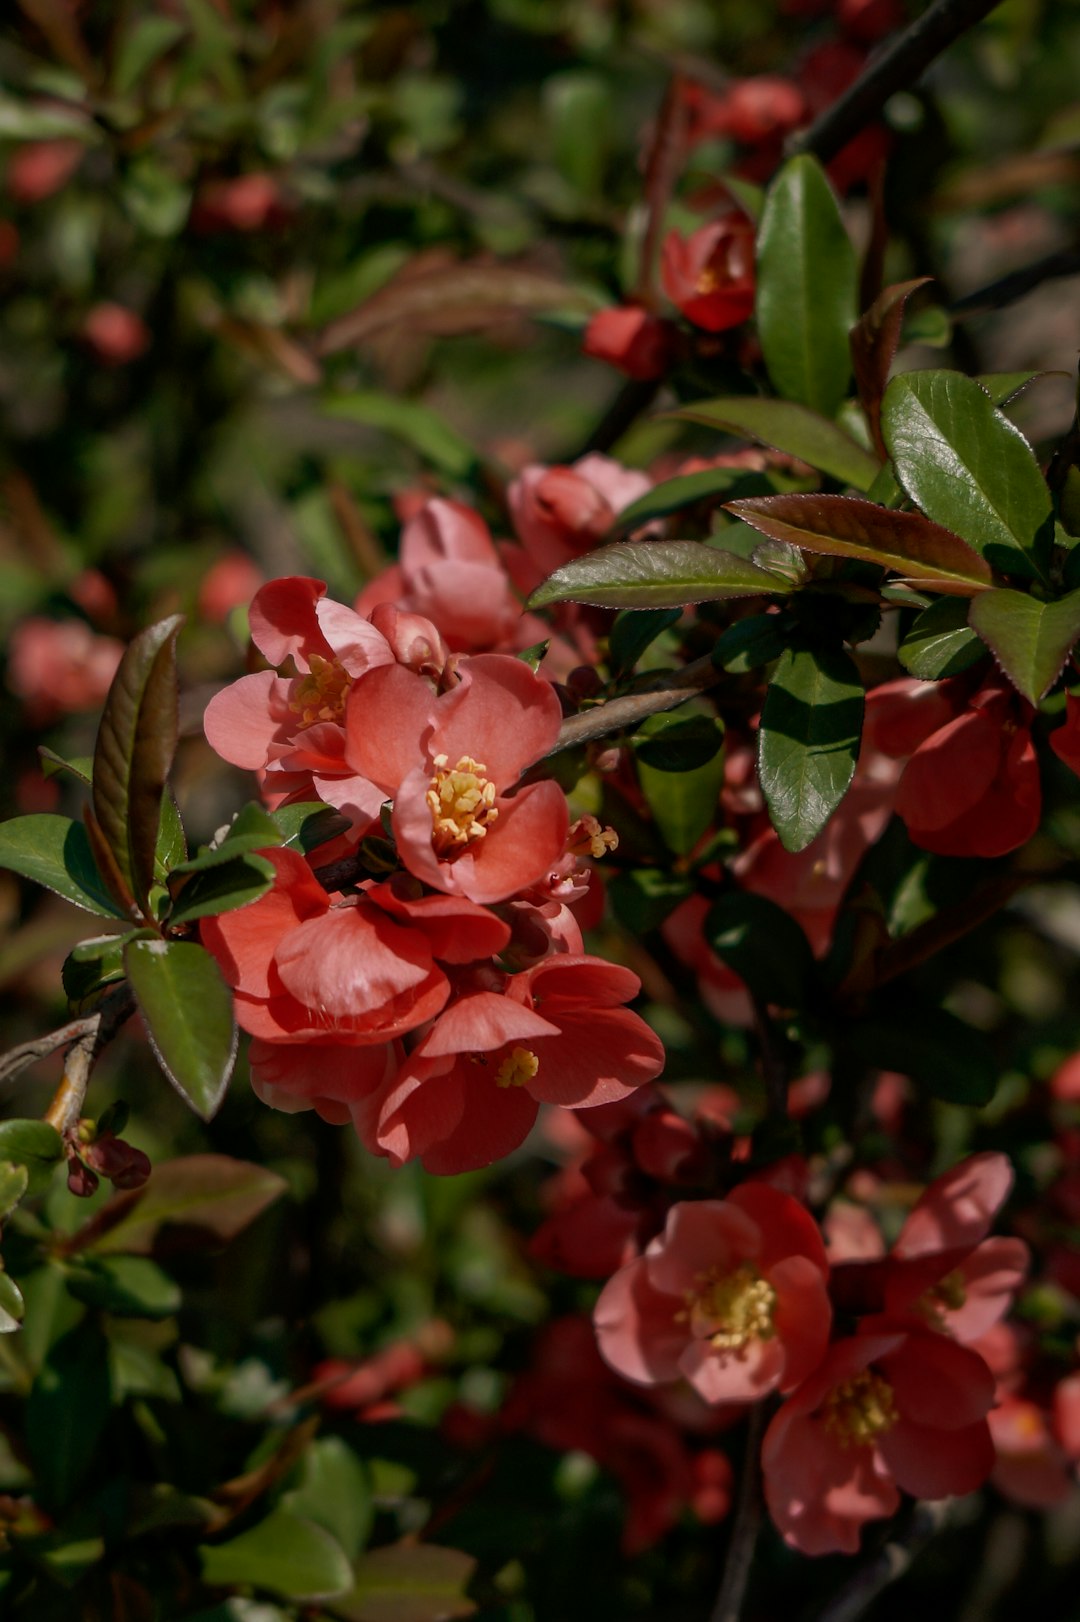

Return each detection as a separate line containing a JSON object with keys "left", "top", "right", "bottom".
{"left": 595, "top": 1186, "right": 832, "bottom": 1406}
{"left": 661, "top": 217, "right": 756, "bottom": 333}
{"left": 582, "top": 306, "right": 675, "bottom": 381}
{"left": 81, "top": 303, "right": 150, "bottom": 366}
{"left": 763, "top": 1327, "right": 996, "bottom": 1554}
{"left": 988, "top": 1399, "right": 1074, "bottom": 1508}
{"left": 506, "top": 453, "right": 651, "bottom": 582}
{"left": 7, "top": 617, "right": 124, "bottom": 724}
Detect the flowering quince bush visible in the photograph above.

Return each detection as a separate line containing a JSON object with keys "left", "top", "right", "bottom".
{"left": 7, "top": 4, "right": 1080, "bottom": 1622}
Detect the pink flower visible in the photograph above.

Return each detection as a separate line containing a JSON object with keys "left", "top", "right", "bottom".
{"left": 506, "top": 454, "right": 651, "bottom": 582}
{"left": 198, "top": 552, "right": 265, "bottom": 624}
{"left": 81, "top": 303, "right": 150, "bottom": 366}
{"left": 203, "top": 575, "right": 396, "bottom": 822}
{"left": 344, "top": 652, "right": 567, "bottom": 904}
{"left": 7, "top": 139, "right": 83, "bottom": 204}
{"left": 763, "top": 1327, "right": 996, "bottom": 1554}
{"left": 376, "top": 955, "right": 665, "bottom": 1173}
{"left": 191, "top": 173, "right": 290, "bottom": 233}
{"left": 661, "top": 217, "right": 756, "bottom": 333}
{"left": 988, "top": 1399, "right": 1074, "bottom": 1508}
{"left": 7, "top": 617, "right": 124, "bottom": 724}
{"left": 582, "top": 306, "right": 675, "bottom": 381}
{"left": 595, "top": 1186, "right": 832, "bottom": 1406}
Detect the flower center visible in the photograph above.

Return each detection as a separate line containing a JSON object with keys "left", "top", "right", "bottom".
{"left": 822, "top": 1370, "right": 898, "bottom": 1449}
{"left": 426, "top": 754, "right": 499, "bottom": 855}
{"left": 919, "top": 1267, "right": 968, "bottom": 1329}
{"left": 495, "top": 1047, "right": 539, "bottom": 1089}
{"left": 696, "top": 266, "right": 720, "bottom": 294}
{"left": 682, "top": 1264, "right": 777, "bottom": 1353}
{"left": 289, "top": 654, "right": 350, "bottom": 727}
{"left": 566, "top": 815, "right": 619, "bottom": 860}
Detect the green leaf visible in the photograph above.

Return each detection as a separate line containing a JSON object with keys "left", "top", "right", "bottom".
{"left": 200, "top": 1511, "right": 353, "bottom": 1600}
{"left": 670, "top": 398, "right": 878, "bottom": 490}
{"left": 155, "top": 791, "right": 187, "bottom": 880}
{"left": 0, "top": 1162, "right": 29, "bottom": 1222}
{"left": 324, "top": 394, "right": 476, "bottom": 478}
{"left": 968, "top": 587, "right": 1080, "bottom": 703}
{"left": 728, "top": 494, "right": 993, "bottom": 595}
{"left": 0, "top": 815, "right": 125, "bottom": 917}
{"left": 613, "top": 467, "right": 754, "bottom": 531}
{"left": 62, "top": 932, "right": 134, "bottom": 1006}
{"left": 608, "top": 608, "right": 682, "bottom": 676}
{"left": 282, "top": 1438, "right": 372, "bottom": 1560}
{"left": 64, "top": 1256, "right": 181, "bottom": 1318}
{"left": 609, "top": 869, "right": 694, "bottom": 934}
{"left": 112, "top": 14, "right": 186, "bottom": 96}
{"left": 756, "top": 155, "right": 857, "bottom": 417}
{"left": 704, "top": 893, "right": 814, "bottom": 1009}
{"left": 846, "top": 1005, "right": 997, "bottom": 1106}
{"left": 124, "top": 940, "right": 236, "bottom": 1121}
{"left": 636, "top": 710, "right": 725, "bottom": 855}
{"left": 634, "top": 713, "right": 724, "bottom": 772}
{"left": 881, "top": 371, "right": 1052, "bottom": 577}
{"left": 898, "top": 597, "right": 988, "bottom": 680}
{"left": 78, "top": 1154, "right": 288, "bottom": 1256}
{"left": 712, "top": 615, "right": 788, "bottom": 673}
{"left": 0, "top": 1270, "right": 25, "bottom": 1333}
{"left": 26, "top": 1324, "right": 111, "bottom": 1510}
{"left": 527, "top": 539, "right": 793, "bottom": 611}
{"left": 850, "top": 277, "right": 933, "bottom": 455}
{"left": 269, "top": 802, "right": 351, "bottom": 852}
{"left": 758, "top": 646, "right": 864, "bottom": 853}
{"left": 38, "top": 750, "right": 93, "bottom": 787}
{"left": 167, "top": 852, "right": 276, "bottom": 926}
{"left": 335, "top": 1543, "right": 477, "bottom": 1622}
{"left": 92, "top": 615, "right": 183, "bottom": 914}
{"left": 0, "top": 1121, "right": 64, "bottom": 1197}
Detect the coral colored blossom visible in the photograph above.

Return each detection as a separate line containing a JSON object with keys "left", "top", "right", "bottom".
{"left": 506, "top": 453, "right": 651, "bottom": 582}
{"left": 81, "top": 303, "right": 150, "bottom": 366}
{"left": 7, "top": 139, "right": 83, "bottom": 203}
{"left": 203, "top": 575, "right": 397, "bottom": 821}
{"left": 595, "top": 1186, "right": 832, "bottom": 1406}
{"left": 582, "top": 305, "right": 675, "bottom": 380}
{"left": 762, "top": 1326, "right": 996, "bottom": 1554}
{"left": 7, "top": 616, "right": 124, "bottom": 723}
{"left": 344, "top": 653, "right": 568, "bottom": 904}
{"left": 198, "top": 552, "right": 265, "bottom": 624}
{"left": 376, "top": 955, "right": 665, "bottom": 1173}
{"left": 661, "top": 217, "right": 756, "bottom": 333}
{"left": 988, "top": 1399, "right": 1074, "bottom": 1508}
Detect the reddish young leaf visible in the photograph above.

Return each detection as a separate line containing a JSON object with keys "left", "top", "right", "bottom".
{"left": 727, "top": 493, "right": 993, "bottom": 594}
{"left": 850, "top": 277, "right": 932, "bottom": 456}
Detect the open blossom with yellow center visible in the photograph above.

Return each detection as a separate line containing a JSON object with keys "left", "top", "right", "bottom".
{"left": 683, "top": 1263, "right": 778, "bottom": 1355}
{"left": 426, "top": 754, "right": 499, "bottom": 855}
{"left": 495, "top": 1047, "right": 539, "bottom": 1089}
{"left": 289, "top": 654, "right": 351, "bottom": 727}
{"left": 821, "top": 1370, "right": 898, "bottom": 1449}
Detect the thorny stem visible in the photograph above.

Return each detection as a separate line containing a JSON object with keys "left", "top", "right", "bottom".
{"left": 41, "top": 985, "right": 135, "bottom": 1139}
{"left": 709, "top": 1399, "right": 768, "bottom": 1622}
{"left": 787, "top": 0, "right": 1006, "bottom": 167}
{"left": 811, "top": 1502, "right": 951, "bottom": 1622}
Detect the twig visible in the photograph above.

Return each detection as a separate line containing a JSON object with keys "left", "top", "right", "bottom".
{"left": 871, "top": 867, "right": 1056, "bottom": 989}
{"left": 550, "top": 653, "right": 722, "bottom": 755}
{"left": 636, "top": 73, "right": 690, "bottom": 307}
{"left": 0, "top": 1014, "right": 104, "bottom": 1088}
{"left": 948, "top": 245, "right": 1080, "bottom": 319}
{"left": 42, "top": 986, "right": 135, "bottom": 1138}
{"left": 709, "top": 1400, "right": 768, "bottom": 1622}
{"left": 751, "top": 994, "right": 790, "bottom": 1122}
{"left": 787, "top": 0, "right": 1006, "bottom": 167}
{"left": 812, "top": 1501, "right": 951, "bottom": 1622}
{"left": 580, "top": 377, "right": 662, "bottom": 456}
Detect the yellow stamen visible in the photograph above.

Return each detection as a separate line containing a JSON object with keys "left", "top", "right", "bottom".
{"left": 495, "top": 1047, "right": 539, "bottom": 1089}
{"left": 822, "top": 1370, "right": 897, "bottom": 1449}
{"left": 289, "top": 654, "right": 350, "bottom": 727}
{"left": 566, "top": 815, "right": 619, "bottom": 860}
{"left": 682, "top": 1264, "right": 777, "bottom": 1354}
{"left": 696, "top": 266, "right": 720, "bottom": 293}
{"left": 426, "top": 754, "right": 498, "bottom": 855}
{"left": 919, "top": 1267, "right": 968, "bottom": 1329}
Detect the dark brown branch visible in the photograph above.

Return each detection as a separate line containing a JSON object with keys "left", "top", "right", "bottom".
{"left": 709, "top": 1401, "right": 768, "bottom": 1622}
{"left": 0, "top": 1013, "right": 104, "bottom": 1088}
{"left": 787, "top": 0, "right": 1006, "bottom": 167}
{"left": 949, "top": 245, "right": 1080, "bottom": 319}
{"left": 550, "top": 653, "right": 722, "bottom": 755}
{"left": 812, "top": 1501, "right": 950, "bottom": 1622}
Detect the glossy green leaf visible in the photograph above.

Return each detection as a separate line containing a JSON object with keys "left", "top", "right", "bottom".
{"left": 38, "top": 750, "right": 93, "bottom": 787}
{"left": 200, "top": 1510, "right": 353, "bottom": 1600}
{"left": 968, "top": 587, "right": 1080, "bottom": 703}
{"left": 898, "top": 597, "right": 988, "bottom": 680}
{"left": 728, "top": 494, "right": 993, "bottom": 594}
{"left": 0, "top": 1121, "right": 64, "bottom": 1199}
{"left": 881, "top": 371, "right": 1052, "bottom": 577}
{"left": 712, "top": 615, "right": 788, "bottom": 673}
{"left": 758, "top": 646, "right": 864, "bottom": 853}
{"left": 613, "top": 467, "right": 754, "bottom": 532}
{"left": 336, "top": 1543, "right": 477, "bottom": 1622}
{"left": 62, "top": 932, "right": 135, "bottom": 1005}
{"left": 846, "top": 1005, "right": 997, "bottom": 1106}
{"left": 705, "top": 892, "right": 814, "bottom": 1009}
{"left": 636, "top": 710, "right": 725, "bottom": 855}
{"left": 609, "top": 869, "right": 695, "bottom": 934}
{"left": 0, "top": 1270, "right": 24, "bottom": 1333}
{"left": 0, "top": 814, "right": 125, "bottom": 916}
{"left": 64, "top": 1256, "right": 181, "bottom": 1318}
{"left": 124, "top": 940, "right": 236, "bottom": 1120}
{"left": 155, "top": 791, "right": 187, "bottom": 880}
{"left": 79, "top": 1154, "right": 288, "bottom": 1256}
{"left": 608, "top": 608, "right": 682, "bottom": 675}
{"left": 527, "top": 539, "right": 793, "bottom": 611}
{"left": 756, "top": 155, "right": 857, "bottom": 417}
{"left": 670, "top": 397, "right": 877, "bottom": 490}
{"left": 92, "top": 615, "right": 183, "bottom": 914}
{"left": 26, "top": 1324, "right": 111, "bottom": 1509}
{"left": 0, "top": 1162, "right": 29, "bottom": 1222}
{"left": 281, "top": 1437, "right": 373, "bottom": 1560}
{"left": 269, "top": 802, "right": 352, "bottom": 852}
{"left": 167, "top": 852, "right": 276, "bottom": 926}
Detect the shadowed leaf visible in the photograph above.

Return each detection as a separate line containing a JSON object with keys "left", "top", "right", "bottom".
{"left": 758, "top": 646, "right": 864, "bottom": 852}
{"left": 898, "top": 597, "right": 988, "bottom": 680}
{"left": 850, "top": 277, "right": 932, "bottom": 455}
{"left": 335, "top": 1543, "right": 478, "bottom": 1622}
{"left": 528, "top": 539, "right": 793, "bottom": 611}
{"left": 0, "top": 814, "right": 125, "bottom": 916}
{"left": 72, "top": 1154, "right": 288, "bottom": 1257}
{"left": 200, "top": 1511, "right": 353, "bottom": 1600}
{"left": 968, "top": 586, "right": 1080, "bottom": 702}
{"left": 669, "top": 397, "right": 878, "bottom": 490}
{"left": 124, "top": 939, "right": 236, "bottom": 1120}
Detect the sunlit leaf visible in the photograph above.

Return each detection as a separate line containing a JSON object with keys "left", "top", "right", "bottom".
{"left": 124, "top": 940, "right": 236, "bottom": 1120}
{"left": 669, "top": 397, "right": 878, "bottom": 490}
{"left": 528, "top": 539, "right": 793, "bottom": 611}
{"left": 968, "top": 586, "right": 1080, "bottom": 702}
